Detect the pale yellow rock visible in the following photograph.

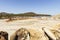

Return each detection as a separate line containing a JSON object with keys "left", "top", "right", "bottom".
{"left": 49, "top": 24, "right": 60, "bottom": 40}
{"left": 28, "top": 29, "right": 49, "bottom": 40}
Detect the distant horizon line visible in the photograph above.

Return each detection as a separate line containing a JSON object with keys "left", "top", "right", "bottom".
{"left": 0, "top": 11, "right": 52, "bottom": 15}
{"left": 0, "top": 11, "right": 59, "bottom": 15}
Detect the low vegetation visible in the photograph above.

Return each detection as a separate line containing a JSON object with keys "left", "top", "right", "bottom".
{"left": 0, "top": 12, "right": 51, "bottom": 19}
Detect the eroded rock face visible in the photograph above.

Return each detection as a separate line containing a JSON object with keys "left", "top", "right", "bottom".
{"left": 51, "top": 30, "right": 60, "bottom": 40}
{"left": 11, "top": 28, "right": 49, "bottom": 40}
{"left": 0, "top": 31, "right": 8, "bottom": 40}
{"left": 42, "top": 24, "right": 60, "bottom": 40}
{"left": 42, "top": 27, "right": 56, "bottom": 40}
{"left": 0, "top": 35, "right": 6, "bottom": 40}
{"left": 10, "top": 24, "right": 60, "bottom": 40}
{"left": 28, "top": 29, "right": 49, "bottom": 40}
{"left": 10, "top": 28, "right": 30, "bottom": 40}
{"left": 50, "top": 24, "right": 60, "bottom": 40}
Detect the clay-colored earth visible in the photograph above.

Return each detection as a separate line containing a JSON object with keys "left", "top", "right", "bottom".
{"left": 0, "top": 18, "right": 60, "bottom": 40}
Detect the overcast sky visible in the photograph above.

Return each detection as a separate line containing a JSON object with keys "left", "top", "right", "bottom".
{"left": 0, "top": 0, "right": 60, "bottom": 15}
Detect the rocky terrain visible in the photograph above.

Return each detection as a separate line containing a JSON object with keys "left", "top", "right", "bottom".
{"left": 0, "top": 18, "right": 60, "bottom": 40}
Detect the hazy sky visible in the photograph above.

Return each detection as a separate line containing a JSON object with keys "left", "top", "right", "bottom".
{"left": 0, "top": 0, "right": 60, "bottom": 15}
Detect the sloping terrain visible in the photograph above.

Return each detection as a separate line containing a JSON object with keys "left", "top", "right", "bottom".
{"left": 0, "top": 19, "right": 60, "bottom": 40}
